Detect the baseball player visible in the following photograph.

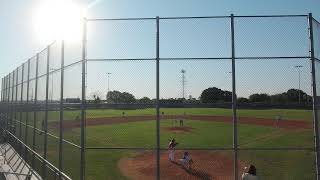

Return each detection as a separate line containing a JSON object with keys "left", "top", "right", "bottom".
{"left": 168, "top": 138, "right": 178, "bottom": 161}
{"left": 179, "top": 119, "right": 184, "bottom": 127}
{"left": 275, "top": 114, "right": 281, "bottom": 128}
{"left": 180, "top": 151, "right": 193, "bottom": 170}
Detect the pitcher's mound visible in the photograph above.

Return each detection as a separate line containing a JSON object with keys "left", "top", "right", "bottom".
{"left": 118, "top": 150, "right": 244, "bottom": 180}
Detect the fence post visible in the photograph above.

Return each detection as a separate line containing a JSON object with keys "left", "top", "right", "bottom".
{"left": 0, "top": 78, "right": 4, "bottom": 133}
{"left": 4, "top": 76, "right": 6, "bottom": 103}
{"left": 15, "top": 68, "right": 19, "bottom": 137}
{"left": 7, "top": 76, "right": 9, "bottom": 142}
{"left": 5, "top": 76, "right": 8, "bottom": 130}
{"left": 231, "top": 14, "right": 238, "bottom": 180}
{"left": 309, "top": 13, "right": 320, "bottom": 180}
{"left": 43, "top": 45, "right": 50, "bottom": 179}
{"left": 3, "top": 76, "right": 6, "bottom": 129}
{"left": 7, "top": 76, "right": 9, "bottom": 104}
{"left": 8, "top": 73, "right": 12, "bottom": 133}
{"left": 1, "top": 78, "right": 3, "bottom": 102}
{"left": 25, "top": 59, "right": 30, "bottom": 160}
{"left": 5, "top": 77, "right": 7, "bottom": 103}
{"left": 3, "top": 76, "right": 5, "bottom": 129}
{"left": 0, "top": 78, "right": 2, "bottom": 103}
{"left": 4, "top": 76, "right": 8, "bottom": 129}
{"left": 4, "top": 77, "right": 6, "bottom": 103}
{"left": 3, "top": 77, "right": 5, "bottom": 103}
{"left": 3, "top": 77, "right": 5, "bottom": 102}
{"left": 11, "top": 71, "right": 15, "bottom": 133}
{"left": 8, "top": 73, "right": 11, "bottom": 133}
{"left": 80, "top": 18, "right": 87, "bottom": 180}
{"left": 2, "top": 78, "right": 4, "bottom": 102}
{"left": 7, "top": 75, "right": 10, "bottom": 132}
{"left": 156, "top": 16, "right": 160, "bottom": 180}
{"left": 20, "top": 64, "right": 24, "bottom": 154}
{"left": 2, "top": 77, "right": 4, "bottom": 102}
{"left": 32, "top": 54, "right": 39, "bottom": 169}
{"left": 59, "top": 40, "right": 65, "bottom": 179}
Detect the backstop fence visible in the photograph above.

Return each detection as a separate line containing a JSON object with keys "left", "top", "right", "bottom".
{"left": 0, "top": 13, "right": 320, "bottom": 180}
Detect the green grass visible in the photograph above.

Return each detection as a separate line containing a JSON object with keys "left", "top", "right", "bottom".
{"left": 239, "top": 150, "right": 315, "bottom": 180}
{"left": 15, "top": 108, "right": 316, "bottom": 179}
{"left": 60, "top": 119, "right": 314, "bottom": 180}
{"left": 86, "top": 150, "right": 130, "bottom": 180}
{"left": 19, "top": 108, "right": 312, "bottom": 125}
{"left": 51, "top": 108, "right": 313, "bottom": 121}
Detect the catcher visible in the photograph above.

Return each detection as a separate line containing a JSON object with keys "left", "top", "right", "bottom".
{"left": 179, "top": 151, "right": 194, "bottom": 170}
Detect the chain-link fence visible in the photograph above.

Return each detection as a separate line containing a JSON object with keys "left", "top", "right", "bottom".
{"left": 0, "top": 13, "right": 320, "bottom": 180}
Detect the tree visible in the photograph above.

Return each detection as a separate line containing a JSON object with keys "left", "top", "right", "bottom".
{"left": 107, "top": 90, "right": 136, "bottom": 103}
{"left": 249, "top": 93, "right": 271, "bottom": 103}
{"left": 270, "top": 93, "right": 288, "bottom": 104}
{"left": 186, "top": 95, "right": 199, "bottom": 104}
{"left": 286, "top": 89, "right": 311, "bottom": 103}
{"left": 90, "top": 91, "right": 103, "bottom": 104}
{"left": 107, "top": 90, "right": 122, "bottom": 103}
{"left": 160, "top": 98, "right": 183, "bottom": 104}
{"left": 200, "top": 87, "right": 232, "bottom": 103}
{"left": 237, "top": 97, "right": 249, "bottom": 103}
{"left": 121, "top": 92, "right": 136, "bottom": 103}
{"left": 200, "top": 86, "right": 312, "bottom": 105}
{"left": 222, "top": 90, "right": 232, "bottom": 102}
{"left": 137, "top": 97, "right": 153, "bottom": 104}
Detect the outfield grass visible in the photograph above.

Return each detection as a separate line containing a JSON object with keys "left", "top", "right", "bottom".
{"left": 49, "top": 108, "right": 313, "bottom": 121}
{"left": 16, "top": 108, "right": 312, "bottom": 122}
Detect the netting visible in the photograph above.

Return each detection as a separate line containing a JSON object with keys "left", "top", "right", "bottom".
{"left": 0, "top": 15, "right": 319, "bottom": 180}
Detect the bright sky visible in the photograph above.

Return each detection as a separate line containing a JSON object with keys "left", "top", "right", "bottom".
{"left": 1, "top": 0, "right": 320, "bottom": 99}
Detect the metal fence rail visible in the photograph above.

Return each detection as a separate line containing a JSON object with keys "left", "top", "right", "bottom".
{"left": 0, "top": 13, "right": 320, "bottom": 180}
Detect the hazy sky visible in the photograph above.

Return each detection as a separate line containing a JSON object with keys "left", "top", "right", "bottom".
{"left": 1, "top": 0, "right": 320, "bottom": 99}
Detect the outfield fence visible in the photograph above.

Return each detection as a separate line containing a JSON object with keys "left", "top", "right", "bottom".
{"left": 0, "top": 13, "right": 320, "bottom": 180}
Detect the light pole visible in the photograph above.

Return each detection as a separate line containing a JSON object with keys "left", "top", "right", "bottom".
{"left": 294, "top": 65, "right": 303, "bottom": 104}
{"left": 181, "top": 69, "right": 186, "bottom": 99}
{"left": 106, "top": 72, "right": 112, "bottom": 100}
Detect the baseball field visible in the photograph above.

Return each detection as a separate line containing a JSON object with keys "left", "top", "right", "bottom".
{"left": 20, "top": 108, "right": 315, "bottom": 179}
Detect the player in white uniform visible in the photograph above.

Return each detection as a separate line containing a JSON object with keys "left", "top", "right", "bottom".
{"left": 168, "top": 138, "right": 178, "bottom": 161}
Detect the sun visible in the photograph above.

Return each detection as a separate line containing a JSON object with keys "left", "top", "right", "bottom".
{"left": 33, "top": 0, "right": 86, "bottom": 43}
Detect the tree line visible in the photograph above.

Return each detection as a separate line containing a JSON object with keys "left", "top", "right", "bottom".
{"left": 90, "top": 87, "right": 312, "bottom": 104}
{"left": 200, "top": 87, "right": 312, "bottom": 104}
